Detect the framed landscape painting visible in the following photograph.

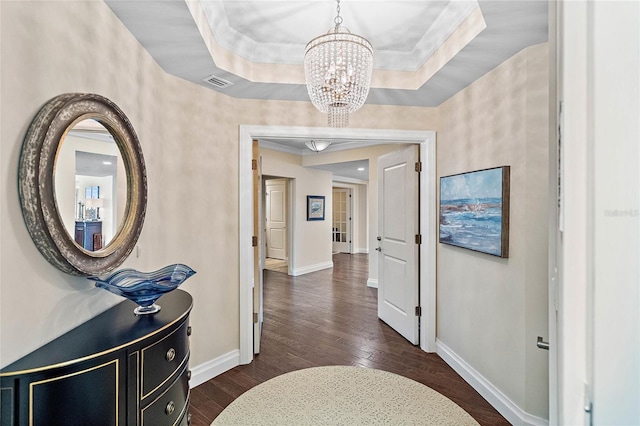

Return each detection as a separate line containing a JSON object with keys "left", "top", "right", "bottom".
{"left": 439, "top": 166, "right": 510, "bottom": 258}
{"left": 307, "top": 195, "right": 325, "bottom": 221}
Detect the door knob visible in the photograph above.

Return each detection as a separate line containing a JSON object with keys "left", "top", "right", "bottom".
{"left": 375, "top": 247, "right": 382, "bottom": 252}
{"left": 537, "top": 336, "right": 549, "bottom": 350}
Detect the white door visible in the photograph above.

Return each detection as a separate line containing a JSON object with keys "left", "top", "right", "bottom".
{"left": 266, "top": 179, "right": 287, "bottom": 260}
{"left": 377, "top": 145, "right": 419, "bottom": 344}
{"left": 332, "top": 187, "right": 351, "bottom": 253}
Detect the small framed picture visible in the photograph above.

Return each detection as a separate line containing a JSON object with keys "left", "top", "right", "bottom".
{"left": 307, "top": 195, "right": 325, "bottom": 221}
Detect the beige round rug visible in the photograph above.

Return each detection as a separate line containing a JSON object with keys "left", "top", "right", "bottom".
{"left": 212, "top": 366, "right": 480, "bottom": 425}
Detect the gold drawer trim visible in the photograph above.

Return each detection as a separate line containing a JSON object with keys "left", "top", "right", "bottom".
{"left": 29, "top": 359, "right": 119, "bottom": 426}
{"left": 141, "top": 351, "right": 189, "bottom": 400}
{"left": 141, "top": 377, "right": 190, "bottom": 426}
{"left": 141, "top": 321, "right": 189, "bottom": 399}
{"left": 0, "top": 303, "right": 191, "bottom": 377}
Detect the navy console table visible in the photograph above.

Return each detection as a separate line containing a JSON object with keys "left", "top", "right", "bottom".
{"left": 0, "top": 290, "right": 193, "bottom": 425}
{"left": 74, "top": 220, "right": 103, "bottom": 251}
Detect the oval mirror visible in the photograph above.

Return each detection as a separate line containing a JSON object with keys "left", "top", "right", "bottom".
{"left": 19, "top": 93, "right": 147, "bottom": 276}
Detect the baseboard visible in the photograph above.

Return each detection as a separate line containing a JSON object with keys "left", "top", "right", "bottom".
{"left": 189, "top": 349, "right": 240, "bottom": 388}
{"left": 291, "top": 261, "right": 333, "bottom": 276}
{"left": 367, "top": 278, "right": 378, "bottom": 288}
{"left": 356, "top": 248, "right": 369, "bottom": 254}
{"left": 436, "top": 340, "right": 549, "bottom": 426}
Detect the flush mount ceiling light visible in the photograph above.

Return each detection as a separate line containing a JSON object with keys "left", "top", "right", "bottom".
{"left": 305, "top": 140, "right": 332, "bottom": 153}
{"left": 304, "top": 0, "right": 373, "bottom": 128}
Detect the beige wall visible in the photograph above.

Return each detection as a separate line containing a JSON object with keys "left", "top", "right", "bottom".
{"left": 303, "top": 145, "right": 406, "bottom": 285}
{"left": 0, "top": 0, "right": 436, "bottom": 368}
{"left": 0, "top": 1, "right": 242, "bottom": 368}
{"left": 436, "top": 43, "right": 549, "bottom": 418}
{"left": 260, "top": 149, "right": 333, "bottom": 273}
{"left": 0, "top": 1, "right": 550, "bottom": 421}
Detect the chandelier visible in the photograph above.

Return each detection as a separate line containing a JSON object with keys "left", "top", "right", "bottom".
{"left": 304, "top": 0, "right": 373, "bottom": 128}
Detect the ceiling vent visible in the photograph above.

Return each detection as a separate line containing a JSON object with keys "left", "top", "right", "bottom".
{"left": 202, "top": 74, "right": 234, "bottom": 89}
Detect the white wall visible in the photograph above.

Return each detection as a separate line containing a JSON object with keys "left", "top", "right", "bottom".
{"left": 436, "top": 43, "right": 549, "bottom": 422}
{"left": 357, "top": 184, "right": 368, "bottom": 253}
{"left": 560, "top": 2, "right": 640, "bottom": 424}
{"left": 591, "top": 3, "right": 639, "bottom": 423}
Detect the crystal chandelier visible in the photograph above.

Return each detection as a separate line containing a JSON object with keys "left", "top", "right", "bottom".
{"left": 304, "top": 0, "right": 373, "bottom": 128}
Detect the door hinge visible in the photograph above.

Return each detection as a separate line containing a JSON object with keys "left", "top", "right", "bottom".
{"left": 584, "top": 383, "right": 593, "bottom": 426}
{"left": 415, "top": 306, "right": 422, "bottom": 316}
{"left": 253, "top": 313, "right": 259, "bottom": 323}
{"left": 251, "top": 159, "right": 258, "bottom": 170}
{"left": 252, "top": 236, "right": 258, "bottom": 247}
{"left": 415, "top": 234, "right": 422, "bottom": 244}
{"left": 415, "top": 161, "right": 422, "bottom": 172}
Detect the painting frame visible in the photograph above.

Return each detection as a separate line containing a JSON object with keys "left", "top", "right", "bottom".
{"left": 439, "top": 166, "right": 510, "bottom": 258}
{"left": 307, "top": 195, "right": 325, "bottom": 221}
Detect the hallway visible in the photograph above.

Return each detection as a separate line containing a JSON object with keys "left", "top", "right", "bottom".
{"left": 190, "top": 254, "right": 509, "bottom": 425}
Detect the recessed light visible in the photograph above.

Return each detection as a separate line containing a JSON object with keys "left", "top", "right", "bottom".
{"left": 357, "top": 167, "right": 365, "bottom": 171}
{"left": 102, "top": 161, "right": 112, "bottom": 165}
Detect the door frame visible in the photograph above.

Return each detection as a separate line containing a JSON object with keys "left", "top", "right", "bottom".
{"left": 332, "top": 182, "right": 370, "bottom": 254}
{"left": 264, "top": 177, "right": 289, "bottom": 261}
{"left": 239, "top": 125, "right": 436, "bottom": 364}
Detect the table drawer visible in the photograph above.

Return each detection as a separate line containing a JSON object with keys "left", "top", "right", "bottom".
{"left": 141, "top": 366, "right": 189, "bottom": 426}
{"left": 141, "top": 320, "right": 189, "bottom": 398}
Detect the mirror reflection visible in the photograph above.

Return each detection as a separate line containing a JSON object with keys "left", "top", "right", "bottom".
{"left": 55, "top": 119, "right": 127, "bottom": 251}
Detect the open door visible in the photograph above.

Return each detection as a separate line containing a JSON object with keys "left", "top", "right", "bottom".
{"left": 252, "top": 140, "right": 263, "bottom": 354}
{"left": 377, "top": 145, "right": 420, "bottom": 344}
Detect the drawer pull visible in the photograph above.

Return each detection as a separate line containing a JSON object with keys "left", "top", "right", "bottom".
{"left": 187, "top": 326, "right": 192, "bottom": 336}
{"left": 165, "top": 400, "right": 175, "bottom": 416}
{"left": 187, "top": 370, "right": 192, "bottom": 380}
{"left": 166, "top": 348, "right": 176, "bottom": 362}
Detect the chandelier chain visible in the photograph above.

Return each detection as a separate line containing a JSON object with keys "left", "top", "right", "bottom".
{"left": 334, "top": 0, "right": 343, "bottom": 29}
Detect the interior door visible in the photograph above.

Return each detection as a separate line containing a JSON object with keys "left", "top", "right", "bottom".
{"left": 377, "top": 145, "right": 419, "bottom": 344}
{"left": 266, "top": 179, "right": 287, "bottom": 260}
{"left": 252, "top": 140, "right": 263, "bottom": 354}
{"left": 332, "top": 187, "right": 351, "bottom": 253}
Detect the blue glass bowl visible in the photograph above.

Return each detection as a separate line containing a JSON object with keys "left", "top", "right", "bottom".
{"left": 90, "top": 264, "right": 196, "bottom": 315}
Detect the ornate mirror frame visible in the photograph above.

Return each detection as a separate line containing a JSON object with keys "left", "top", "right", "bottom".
{"left": 19, "top": 93, "right": 147, "bottom": 276}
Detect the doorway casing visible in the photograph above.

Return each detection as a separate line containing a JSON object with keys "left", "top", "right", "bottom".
{"left": 239, "top": 125, "right": 436, "bottom": 364}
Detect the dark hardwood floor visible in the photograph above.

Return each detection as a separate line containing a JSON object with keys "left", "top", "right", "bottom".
{"left": 190, "top": 253, "right": 509, "bottom": 425}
